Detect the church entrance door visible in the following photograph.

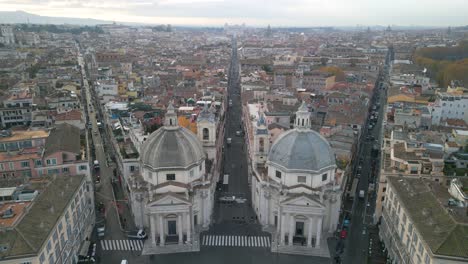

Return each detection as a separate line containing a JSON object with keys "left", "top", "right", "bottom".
{"left": 168, "top": 220, "right": 177, "bottom": 235}
{"left": 295, "top": 221, "right": 304, "bottom": 236}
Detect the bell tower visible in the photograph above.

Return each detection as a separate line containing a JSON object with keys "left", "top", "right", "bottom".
{"left": 253, "top": 111, "right": 269, "bottom": 167}
{"left": 197, "top": 103, "right": 216, "bottom": 160}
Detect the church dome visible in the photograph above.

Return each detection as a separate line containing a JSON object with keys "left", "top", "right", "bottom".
{"left": 140, "top": 126, "right": 205, "bottom": 170}
{"left": 267, "top": 129, "right": 335, "bottom": 172}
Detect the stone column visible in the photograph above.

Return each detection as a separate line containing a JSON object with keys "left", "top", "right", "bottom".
{"left": 276, "top": 206, "right": 281, "bottom": 234}
{"left": 288, "top": 214, "right": 294, "bottom": 246}
{"left": 150, "top": 214, "right": 156, "bottom": 245}
{"left": 316, "top": 216, "right": 322, "bottom": 248}
{"left": 280, "top": 213, "right": 286, "bottom": 245}
{"left": 307, "top": 216, "right": 313, "bottom": 247}
{"left": 159, "top": 214, "right": 165, "bottom": 246}
{"left": 178, "top": 213, "right": 183, "bottom": 244}
{"left": 186, "top": 211, "right": 191, "bottom": 243}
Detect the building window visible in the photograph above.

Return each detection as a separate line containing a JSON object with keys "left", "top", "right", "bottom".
{"left": 21, "top": 161, "right": 30, "bottom": 168}
{"left": 46, "top": 159, "right": 57, "bottom": 165}
{"left": 275, "top": 170, "right": 281, "bottom": 179}
{"left": 189, "top": 170, "right": 194, "bottom": 177}
{"left": 35, "top": 160, "right": 42, "bottom": 167}
{"left": 46, "top": 240, "right": 51, "bottom": 252}
{"left": 166, "top": 174, "right": 176, "bottom": 181}
{"left": 39, "top": 253, "right": 45, "bottom": 264}
{"left": 297, "top": 176, "right": 306, "bottom": 183}
{"left": 130, "top": 165, "right": 136, "bottom": 172}
{"left": 62, "top": 167, "right": 69, "bottom": 173}
{"left": 259, "top": 138, "right": 265, "bottom": 152}
{"left": 424, "top": 253, "right": 430, "bottom": 264}
{"left": 47, "top": 169, "right": 59, "bottom": 174}
{"left": 322, "top": 173, "right": 327, "bottom": 181}
{"left": 203, "top": 128, "right": 209, "bottom": 140}
{"left": 79, "top": 165, "right": 87, "bottom": 171}
{"left": 8, "top": 162, "right": 14, "bottom": 170}
{"left": 199, "top": 163, "right": 202, "bottom": 171}
{"left": 0, "top": 163, "right": 3, "bottom": 171}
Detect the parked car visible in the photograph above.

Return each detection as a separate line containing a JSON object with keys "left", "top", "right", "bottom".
{"left": 235, "top": 131, "right": 243, "bottom": 136}
{"left": 127, "top": 229, "right": 147, "bottom": 240}
{"left": 97, "top": 225, "right": 105, "bottom": 238}
{"left": 235, "top": 197, "right": 247, "bottom": 204}
{"left": 219, "top": 196, "right": 236, "bottom": 203}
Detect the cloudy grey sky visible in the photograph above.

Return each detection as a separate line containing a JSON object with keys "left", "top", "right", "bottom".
{"left": 0, "top": 0, "right": 467, "bottom": 26}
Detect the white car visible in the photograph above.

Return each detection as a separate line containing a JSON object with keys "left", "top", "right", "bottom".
{"left": 235, "top": 198, "right": 247, "bottom": 204}
{"left": 219, "top": 196, "right": 236, "bottom": 202}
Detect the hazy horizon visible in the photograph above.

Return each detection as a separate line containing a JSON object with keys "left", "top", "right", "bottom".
{"left": 0, "top": 0, "right": 467, "bottom": 27}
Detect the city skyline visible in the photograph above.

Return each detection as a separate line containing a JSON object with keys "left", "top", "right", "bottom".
{"left": 0, "top": 0, "right": 467, "bottom": 27}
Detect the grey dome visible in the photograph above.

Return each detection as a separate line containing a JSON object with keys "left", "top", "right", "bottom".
{"left": 141, "top": 126, "right": 205, "bottom": 169}
{"left": 268, "top": 129, "right": 335, "bottom": 172}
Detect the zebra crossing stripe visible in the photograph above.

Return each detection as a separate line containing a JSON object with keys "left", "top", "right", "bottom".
{"left": 201, "top": 235, "right": 271, "bottom": 248}
{"left": 100, "top": 240, "right": 144, "bottom": 251}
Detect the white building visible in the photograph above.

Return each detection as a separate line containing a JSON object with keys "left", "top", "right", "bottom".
{"left": 429, "top": 92, "right": 468, "bottom": 125}
{"left": 0, "top": 26, "right": 15, "bottom": 45}
{"left": 96, "top": 80, "right": 118, "bottom": 97}
{"left": 129, "top": 103, "right": 214, "bottom": 254}
{"left": 251, "top": 102, "right": 341, "bottom": 257}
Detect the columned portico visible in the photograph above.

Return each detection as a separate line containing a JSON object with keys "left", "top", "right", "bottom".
{"left": 307, "top": 217, "right": 313, "bottom": 247}
{"left": 288, "top": 214, "right": 294, "bottom": 246}
{"left": 316, "top": 216, "right": 322, "bottom": 248}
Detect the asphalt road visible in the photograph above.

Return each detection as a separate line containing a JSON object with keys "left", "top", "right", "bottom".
{"left": 78, "top": 52, "right": 130, "bottom": 263}
{"left": 212, "top": 37, "right": 259, "bottom": 227}
{"left": 342, "top": 50, "right": 392, "bottom": 264}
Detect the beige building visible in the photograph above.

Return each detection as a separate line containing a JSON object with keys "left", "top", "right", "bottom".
{"left": 380, "top": 177, "right": 468, "bottom": 264}
{"left": 0, "top": 174, "right": 95, "bottom": 264}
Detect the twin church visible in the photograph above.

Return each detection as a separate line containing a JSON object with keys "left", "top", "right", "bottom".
{"left": 128, "top": 102, "right": 341, "bottom": 257}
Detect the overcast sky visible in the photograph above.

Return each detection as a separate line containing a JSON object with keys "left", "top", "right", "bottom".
{"left": 0, "top": 0, "right": 467, "bottom": 27}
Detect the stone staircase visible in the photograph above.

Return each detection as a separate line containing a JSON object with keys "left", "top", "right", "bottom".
{"left": 142, "top": 233, "right": 200, "bottom": 255}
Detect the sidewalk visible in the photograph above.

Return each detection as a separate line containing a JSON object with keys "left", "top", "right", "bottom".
{"left": 111, "top": 172, "right": 137, "bottom": 232}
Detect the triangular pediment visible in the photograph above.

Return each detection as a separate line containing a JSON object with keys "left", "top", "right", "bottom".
{"left": 281, "top": 194, "right": 324, "bottom": 209}
{"left": 148, "top": 193, "right": 190, "bottom": 207}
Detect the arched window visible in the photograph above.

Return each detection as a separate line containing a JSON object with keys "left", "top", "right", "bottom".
{"left": 203, "top": 128, "right": 209, "bottom": 140}
{"left": 259, "top": 138, "right": 265, "bottom": 152}
{"left": 302, "top": 119, "right": 304, "bottom": 126}
{"left": 169, "top": 119, "right": 173, "bottom": 126}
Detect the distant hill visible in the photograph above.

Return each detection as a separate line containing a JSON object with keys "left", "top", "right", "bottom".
{"left": 0, "top": 11, "right": 111, "bottom": 25}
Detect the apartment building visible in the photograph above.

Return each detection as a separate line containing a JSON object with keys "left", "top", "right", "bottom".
{"left": 0, "top": 88, "right": 34, "bottom": 128}
{"left": 380, "top": 176, "right": 468, "bottom": 264}
{"left": 429, "top": 92, "right": 468, "bottom": 126}
{"left": 0, "top": 174, "right": 95, "bottom": 264}
{"left": 0, "top": 124, "right": 90, "bottom": 180}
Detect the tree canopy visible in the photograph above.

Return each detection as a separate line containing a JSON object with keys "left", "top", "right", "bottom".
{"left": 414, "top": 41, "right": 468, "bottom": 87}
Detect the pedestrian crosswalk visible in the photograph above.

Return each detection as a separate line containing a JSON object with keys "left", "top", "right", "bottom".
{"left": 100, "top": 240, "right": 143, "bottom": 251}
{"left": 202, "top": 235, "right": 271, "bottom": 247}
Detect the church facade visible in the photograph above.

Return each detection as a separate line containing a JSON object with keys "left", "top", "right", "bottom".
{"left": 129, "top": 103, "right": 218, "bottom": 254}
{"left": 251, "top": 102, "right": 342, "bottom": 257}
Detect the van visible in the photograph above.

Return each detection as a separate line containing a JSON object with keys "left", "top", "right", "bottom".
{"left": 121, "top": 260, "right": 128, "bottom": 264}
{"left": 227, "top": 138, "right": 232, "bottom": 145}
{"left": 359, "top": 190, "right": 365, "bottom": 199}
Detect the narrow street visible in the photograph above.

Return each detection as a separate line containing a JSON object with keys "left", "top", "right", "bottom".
{"left": 342, "top": 48, "right": 392, "bottom": 264}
